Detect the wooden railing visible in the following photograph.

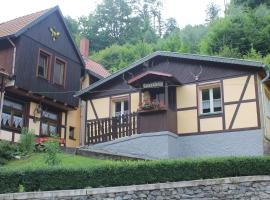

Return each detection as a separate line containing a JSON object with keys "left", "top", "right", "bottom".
{"left": 86, "top": 112, "right": 137, "bottom": 144}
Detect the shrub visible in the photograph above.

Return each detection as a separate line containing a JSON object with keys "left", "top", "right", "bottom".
{"left": 1, "top": 156, "right": 270, "bottom": 193}
{"left": 43, "top": 137, "right": 62, "bottom": 166}
{"left": 0, "top": 140, "right": 17, "bottom": 165}
{"left": 19, "top": 128, "right": 36, "bottom": 155}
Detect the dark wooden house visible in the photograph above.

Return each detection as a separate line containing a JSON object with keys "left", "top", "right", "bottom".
{"left": 0, "top": 6, "right": 88, "bottom": 147}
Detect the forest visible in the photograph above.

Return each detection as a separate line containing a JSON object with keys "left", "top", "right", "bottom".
{"left": 65, "top": 0, "right": 270, "bottom": 72}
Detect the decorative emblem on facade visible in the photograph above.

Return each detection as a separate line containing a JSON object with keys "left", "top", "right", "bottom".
{"left": 49, "top": 27, "right": 60, "bottom": 41}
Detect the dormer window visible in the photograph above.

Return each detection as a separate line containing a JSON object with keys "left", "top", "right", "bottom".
{"left": 53, "top": 58, "right": 66, "bottom": 86}
{"left": 37, "top": 50, "right": 50, "bottom": 79}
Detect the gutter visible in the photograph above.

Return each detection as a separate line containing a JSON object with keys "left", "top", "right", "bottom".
{"left": 260, "top": 65, "right": 270, "bottom": 140}
{"left": 7, "top": 38, "right": 16, "bottom": 75}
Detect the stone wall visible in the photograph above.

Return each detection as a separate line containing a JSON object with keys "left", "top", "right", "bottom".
{"left": 92, "top": 129, "right": 264, "bottom": 159}
{"left": 2, "top": 176, "right": 270, "bottom": 200}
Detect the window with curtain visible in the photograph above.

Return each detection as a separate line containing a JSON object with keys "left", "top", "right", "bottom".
{"left": 200, "top": 86, "right": 222, "bottom": 114}
{"left": 1, "top": 98, "right": 24, "bottom": 132}
{"left": 37, "top": 51, "right": 50, "bottom": 79}
{"left": 40, "top": 110, "right": 59, "bottom": 137}
{"left": 53, "top": 58, "right": 65, "bottom": 86}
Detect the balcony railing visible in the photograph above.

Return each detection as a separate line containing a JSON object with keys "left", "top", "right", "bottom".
{"left": 86, "top": 112, "right": 137, "bottom": 144}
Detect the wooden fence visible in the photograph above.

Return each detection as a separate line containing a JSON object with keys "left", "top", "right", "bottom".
{"left": 86, "top": 112, "right": 137, "bottom": 144}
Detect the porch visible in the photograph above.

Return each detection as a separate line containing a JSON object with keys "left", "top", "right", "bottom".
{"left": 86, "top": 71, "right": 179, "bottom": 145}
{"left": 85, "top": 109, "right": 177, "bottom": 145}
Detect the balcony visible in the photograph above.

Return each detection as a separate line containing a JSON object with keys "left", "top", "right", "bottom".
{"left": 86, "top": 108, "right": 177, "bottom": 145}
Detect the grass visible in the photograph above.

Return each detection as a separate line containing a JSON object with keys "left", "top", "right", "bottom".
{"left": 0, "top": 153, "right": 115, "bottom": 170}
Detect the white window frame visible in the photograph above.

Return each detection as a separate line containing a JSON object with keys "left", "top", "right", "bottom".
{"left": 111, "top": 95, "right": 129, "bottom": 117}
{"left": 199, "top": 84, "right": 222, "bottom": 115}
{"left": 114, "top": 100, "right": 128, "bottom": 117}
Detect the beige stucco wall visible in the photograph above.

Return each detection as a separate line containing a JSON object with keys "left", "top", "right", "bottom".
{"left": 243, "top": 75, "right": 256, "bottom": 100}
{"left": 0, "top": 129, "right": 12, "bottom": 141}
{"left": 88, "top": 97, "right": 110, "bottom": 120}
{"left": 176, "top": 84, "right": 197, "bottom": 108}
{"left": 65, "top": 109, "right": 81, "bottom": 147}
{"left": 176, "top": 74, "right": 259, "bottom": 134}
{"left": 223, "top": 76, "right": 248, "bottom": 102}
{"left": 223, "top": 75, "right": 258, "bottom": 130}
{"left": 200, "top": 117, "right": 223, "bottom": 132}
{"left": 86, "top": 74, "right": 260, "bottom": 136}
{"left": 131, "top": 93, "right": 139, "bottom": 113}
{"left": 233, "top": 102, "right": 258, "bottom": 129}
{"left": 224, "top": 104, "right": 237, "bottom": 129}
{"left": 177, "top": 109, "right": 198, "bottom": 134}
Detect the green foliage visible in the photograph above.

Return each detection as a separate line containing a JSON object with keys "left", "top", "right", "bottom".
{"left": 19, "top": 128, "right": 36, "bottom": 155}
{"left": 200, "top": 4, "right": 270, "bottom": 58}
{"left": 92, "top": 42, "right": 154, "bottom": 72}
{"left": 232, "top": 0, "right": 270, "bottom": 9}
{"left": 205, "top": 2, "right": 221, "bottom": 23}
{"left": 0, "top": 140, "right": 17, "bottom": 165}
{"left": 2, "top": 156, "right": 270, "bottom": 193}
{"left": 65, "top": 0, "right": 177, "bottom": 51}
{"left": 43, "top": 138, "right": 61, "bottom": 166}
{"left": 65, "top": 0, "right": 270, "bottom": 71}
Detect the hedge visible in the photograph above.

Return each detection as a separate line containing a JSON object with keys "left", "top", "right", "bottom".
{"left": 1, "top": 156, "right": 270, "bottom": 193}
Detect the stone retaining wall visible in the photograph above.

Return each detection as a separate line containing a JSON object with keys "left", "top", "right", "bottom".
{"left": 92, "top": 130, "right": 263, "bottom": 159}
{"left": 1, "top": 176, "right": 270, "bottom": 200}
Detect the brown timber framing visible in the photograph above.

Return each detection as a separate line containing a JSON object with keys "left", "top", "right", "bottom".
{"left": 89, "top": 99, "right": 99, "bottom": 119}
{"left": 221, "top": 79, "right": 225, "bottom": 130}
{"left": 228, "top": 75, "right": 251, "bottom": 130}
{"left": 88, "top": 72, "right": 261, "bottom": 137}
{"left": 176, "top": 73, "right": 260, "bottom": 135}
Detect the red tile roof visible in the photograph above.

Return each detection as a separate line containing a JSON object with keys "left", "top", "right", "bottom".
{"left": 0, "top": 8, "right": 51, "bottom": 38}
{"left": 84, "top": 57, "right": 110, "bottom": 78}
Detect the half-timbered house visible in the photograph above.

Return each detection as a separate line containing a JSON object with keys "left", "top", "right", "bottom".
{"left": 76, "top": 51, "right": 270, "bottom": 159}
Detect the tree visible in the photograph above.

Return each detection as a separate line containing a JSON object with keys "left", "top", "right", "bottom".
{"left": 201, "top": 4, "right": 270, "bottom": 57}
{"left": 232, "top": 0, "right": 270, "bottom": 9}
{"left": 206, "top": 2, "right": 221, "bottom": 23}
{"left": 164, "top": 18, "right": 179, "bottom": 38}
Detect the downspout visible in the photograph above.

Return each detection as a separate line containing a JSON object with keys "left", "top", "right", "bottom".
{"left": 7, "top": 38, "right": 16, "bottom": 75}
{"left": 260, "top": 64, "right": 270, "bottom": 139}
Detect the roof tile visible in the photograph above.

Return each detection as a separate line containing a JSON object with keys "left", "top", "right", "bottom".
{"left": 84, "top": 57, "right": 110, "bottom": 78}
{"left": 0, "top": 8, "right": 50, "bottom": 38}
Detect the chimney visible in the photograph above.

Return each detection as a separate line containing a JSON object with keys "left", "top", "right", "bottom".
{"left": 80, "top": 37, "right": 89, "bottom": 57}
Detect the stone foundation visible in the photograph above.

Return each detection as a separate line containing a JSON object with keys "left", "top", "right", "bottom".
{"left": 1, "top": 176, "right": 270, "bottom": 199}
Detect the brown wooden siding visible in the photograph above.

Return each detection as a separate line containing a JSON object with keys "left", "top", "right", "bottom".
{"left": 90, "top": 56, "right": 259, "bottom": 99}
{"left": 0, "top": 39, "right": 13, "bottom": 74}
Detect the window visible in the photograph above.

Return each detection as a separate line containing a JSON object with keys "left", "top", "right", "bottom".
{"left": 37, "top": 51, "right": 50, "bottom": 79}
{"left": 114, "top": 100, "right": 129, "bottom": 117}
{"left": 40, "top": 110, "right": 59, "bottom": 136}
{"left": 1, "top": 99, "right": 24, "bottom": 131}
{"left": 53, "top": 58, "right": 66, "bottom": 86}
{"left": 200, "top": 86, "right": 222, "bottom": 114}
{"left": 69, "top": 126, "right": 75, "bottom": 139}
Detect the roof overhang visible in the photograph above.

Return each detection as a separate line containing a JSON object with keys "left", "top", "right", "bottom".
{"left": 75, "top": 51, "right": 265, "bottom": 99}
{"left": 128, "top": 71, "right": 180, "bottom": 88}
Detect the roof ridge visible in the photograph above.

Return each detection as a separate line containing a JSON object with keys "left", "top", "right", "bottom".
{"left": 0, "top": 7, "right": 53, "bottom": 24}
{"left": 156, "top": 51, "right": 264, "bottom": 64}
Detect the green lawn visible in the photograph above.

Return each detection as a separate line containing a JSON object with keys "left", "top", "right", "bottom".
{"left": 0, "top": 153, "right": 115, "bottom": 170}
